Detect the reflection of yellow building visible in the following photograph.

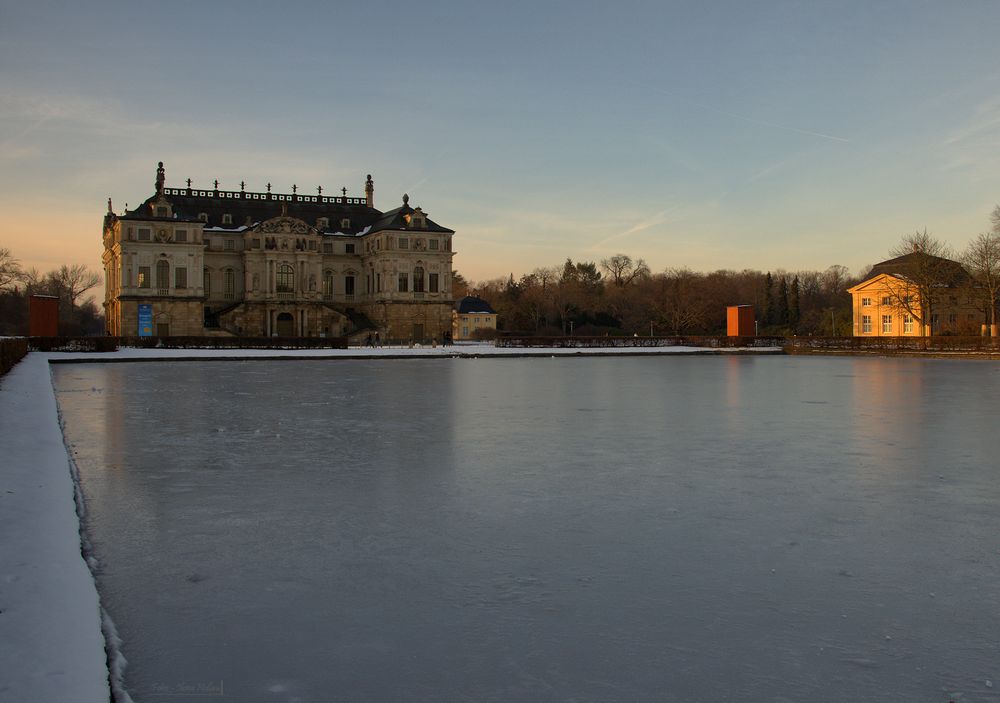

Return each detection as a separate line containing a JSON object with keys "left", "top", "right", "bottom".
{"left": 847, "top": 252, "right": 979, "bottom": 336}
{"left": 452, "top": 296, "right": 497, "bottom": 340}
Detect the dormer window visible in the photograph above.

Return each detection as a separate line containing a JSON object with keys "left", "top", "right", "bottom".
{"left": 156, "top": 206, "right": 169, "bottom": 218}
{"left": 317, "top": 217, "right": 329, "bottom": 230}
{"left": 198, "top": 213, "right": 209, "bottom": 223}
{"left": 341, "top": 218, "right": 351, "bottom": 229}
{"left": 222, "top": 214, "right": 233, "bottom": 225}
{"left": 410, "top": 207, "right": 427, "bottom": 228}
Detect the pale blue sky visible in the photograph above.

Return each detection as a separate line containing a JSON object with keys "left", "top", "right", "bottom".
{"left": 3, "top": 0, "right": 1000, "bottom": 283}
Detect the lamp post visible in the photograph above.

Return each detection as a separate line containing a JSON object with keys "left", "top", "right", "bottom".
{"left": 569, "top": 320, "right": 574, "bottom": 336}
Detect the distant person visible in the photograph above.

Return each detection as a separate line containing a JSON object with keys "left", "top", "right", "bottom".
{"left": 366, "top": 332, "right": 373, "bottom": 347}
{"left": 374, "top": 331, "right": 381, "bottom": 348}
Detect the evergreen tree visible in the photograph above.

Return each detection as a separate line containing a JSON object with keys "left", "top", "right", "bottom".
{"left": 762, "top": 272, "right": 774, "bottom": 325}
{"left": 789, "top": 276, "right": 801, "bottom": 329}
{"left": 776, "top": 276, "right": 789, "bottom": 325}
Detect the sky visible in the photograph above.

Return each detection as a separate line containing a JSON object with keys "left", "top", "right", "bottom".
{"left": 3, "top": 0, "right": 1000, "bottom": 297}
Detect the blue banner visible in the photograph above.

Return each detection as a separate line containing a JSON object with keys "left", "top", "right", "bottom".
{"left": 138, "top": 304, "right": 153, "bottom": 337}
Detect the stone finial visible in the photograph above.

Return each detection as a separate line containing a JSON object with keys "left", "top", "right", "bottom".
{"left": 317, "top": 185, "right": 323, "bottom": 195}
{"left": 186, "top": 178, "right": 192, "bottom": 188}
{"left": 214, "top": 179, "right": 219, "bottom": 190}
{"left": 155, "top": 161, "right": 165, "bottom": 194}
{"left": 403, "top": 193, "right": 409, "bottom": 205}
{"left": 107, "top": 198, "right": 113, "bottom": 214}
{"left": 240, "top": 180, "right": 246, "bottom": 191}
{"left": 365, "top": 174, "right": 374, "bottom": 207}
{"left": 267, "top": 182, "right": 272, "bottom": 193}
{"left": 292, "top": 184, "right": 297, "bottom": 194}
{"left": 342, "top": 186, "right": 347, "bottom": 197}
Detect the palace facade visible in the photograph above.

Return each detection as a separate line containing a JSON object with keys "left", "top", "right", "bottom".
{"left": 103, "top": 163, "right": 456, "bottom": 341}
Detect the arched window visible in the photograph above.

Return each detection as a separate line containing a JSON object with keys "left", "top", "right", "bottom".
{"left": 277, "top": 264, "right": 294, "bottom": 293}
{"left": 156, "top": 260, "right": 170, "bottom": 289}
{"left": 323, "top": 270, "right": 334, "bottom": 299}
{"left": 413, "top": 265, "right": 425, "bottom": 293}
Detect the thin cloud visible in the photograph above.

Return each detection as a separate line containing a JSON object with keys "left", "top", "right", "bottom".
{"left": 649, "top": 86, "right": 850, "bottom": 143}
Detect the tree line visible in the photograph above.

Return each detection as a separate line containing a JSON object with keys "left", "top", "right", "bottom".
{"left": 456, "top": 220, "right": 1000, "bottom": 338}
{"left": 0, "top": 248, "right": 104, "bottom": 336}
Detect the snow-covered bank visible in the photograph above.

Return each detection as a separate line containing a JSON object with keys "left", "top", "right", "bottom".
{"left": 45, "top": 342, "right": 780, "bottom": 362}
{"left": 0, "top": 354, "right": 110, "bottom": 702}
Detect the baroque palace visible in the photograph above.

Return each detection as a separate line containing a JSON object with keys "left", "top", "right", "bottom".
{"left": 102, "top": 163, "right": 456, "bottom": 341}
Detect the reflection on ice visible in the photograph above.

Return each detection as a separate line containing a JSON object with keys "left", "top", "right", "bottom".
{"left": 54, "top": 357, "right": 1000, "bottom": 703}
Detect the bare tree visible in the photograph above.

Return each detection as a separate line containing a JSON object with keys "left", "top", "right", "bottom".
{"left": 880, "top": 230, "right": 961, "bottom": 336}
{"left": 50, "top": 265, "right": 102, "bottom": 305}
{"left": 0, "top": 248, "right": 24, "bottom": 291}
{"left": 600, "top": 254, "right": 650, "bottom": 288}
{"left": 654, "top": 268, "right": 710, "bottom": 334}
{"left": 962, "top": 231, "right": 1000, "bottom": 334}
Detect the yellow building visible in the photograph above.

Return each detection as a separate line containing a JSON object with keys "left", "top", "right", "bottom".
{"left": 847, "top": 252, "right": 980, "bottom": 336}
{"left": 452, "top": 296, "right": 497, "bottom": 340}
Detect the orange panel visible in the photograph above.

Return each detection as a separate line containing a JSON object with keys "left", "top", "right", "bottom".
{"left": 28, "top": 296, "right": 59, "bottom": 336}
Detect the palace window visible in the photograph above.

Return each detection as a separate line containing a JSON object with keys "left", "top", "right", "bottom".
{"left": 881, "top": 296, "right": 891, "bottom": 306}
{"left": 223, "top": 269, "right": 235, "bottom": 300}
{"left": 323, "top": 270, "right": 334, "bottom": 299}
{"left": 156, "top": 206, "right": 168, "bottom": 217}
{"left": 882, "top": 315, "right": 892, "bottom": 334}
{"left": 222, "top": 214, "right": 233, "bottom": 225}
{"left": 429, "top": 239, "right": 439, "bottom": 250}
{"left": 175, "top": 267, "right": 187, "bottom": 289}
{"left": 429, "top": 273, "right": 439, "bottom": 293}
{"left": 345, "top": 275, "right": 355, "bottom": 296}
{"left": 175, "top": 229, "right": 188, "bottom": 242}
{"left": 198, "top": 213, "right": 209, "bottom": 222}
{"left": 224, "top": 239, "right": 234, "bottom": 251}
{"left": 341, "top": 218, "right": 351, "bottom": 229}
{"left": 322, "top": 242, "right": 333, "bottom": 254}
{"left": 204, "top": 270, "right": 211, "bottom": 296}
{"left": 398, "top": 238, "right": 409, "bottom": 250}
{"left": 398, "top": 273, "right": 408, "bottom": 292}
{"left": 137, "top": 228, "right": 151, "bottom": 241}
{"left": 345, "top": 243, "right": 355, "bottom": 254}
{"left": 317, "top": 217, "right": 329, "bottom": 230}
{"left": 413, "top": 266, "right": 425, "bottom": 293}
{"left": 156, "top": 260, "right": 170, "bottom": 289}
{"left": 138, "top": 266, "right": 150, "bottom": 288}
{"left": 276, "top": 264, "right": 294, "bottom": 293}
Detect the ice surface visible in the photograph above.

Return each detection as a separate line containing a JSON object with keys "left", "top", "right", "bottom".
{"left": 53, "top": 356, "right": 1000, "bottom": 702}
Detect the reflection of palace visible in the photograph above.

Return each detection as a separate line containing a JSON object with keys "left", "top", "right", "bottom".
{"left": 103, "top": 163, "right": 456, "bottom": 341}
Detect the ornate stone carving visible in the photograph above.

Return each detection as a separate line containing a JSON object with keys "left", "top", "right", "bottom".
{"left": 257, "top": 216, "right": 312, "bottom": 235}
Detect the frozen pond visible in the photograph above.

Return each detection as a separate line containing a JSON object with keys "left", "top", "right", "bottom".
{"left": 54, "top": 356, "right": 1000, "bottom": 702}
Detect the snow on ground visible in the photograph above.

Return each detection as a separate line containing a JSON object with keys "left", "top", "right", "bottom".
{"left": 0, "top": 353, "right": 110, "bottom": 702}
{"left": 0, "top": 342, "right": 776, "bottom": 701}
{"left": 48, "top": 341, "right": 779, "bottom": 362}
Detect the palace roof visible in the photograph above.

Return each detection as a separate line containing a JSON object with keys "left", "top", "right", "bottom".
{"left": 116, "top": 163, "right": 453, "bottom": 236}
